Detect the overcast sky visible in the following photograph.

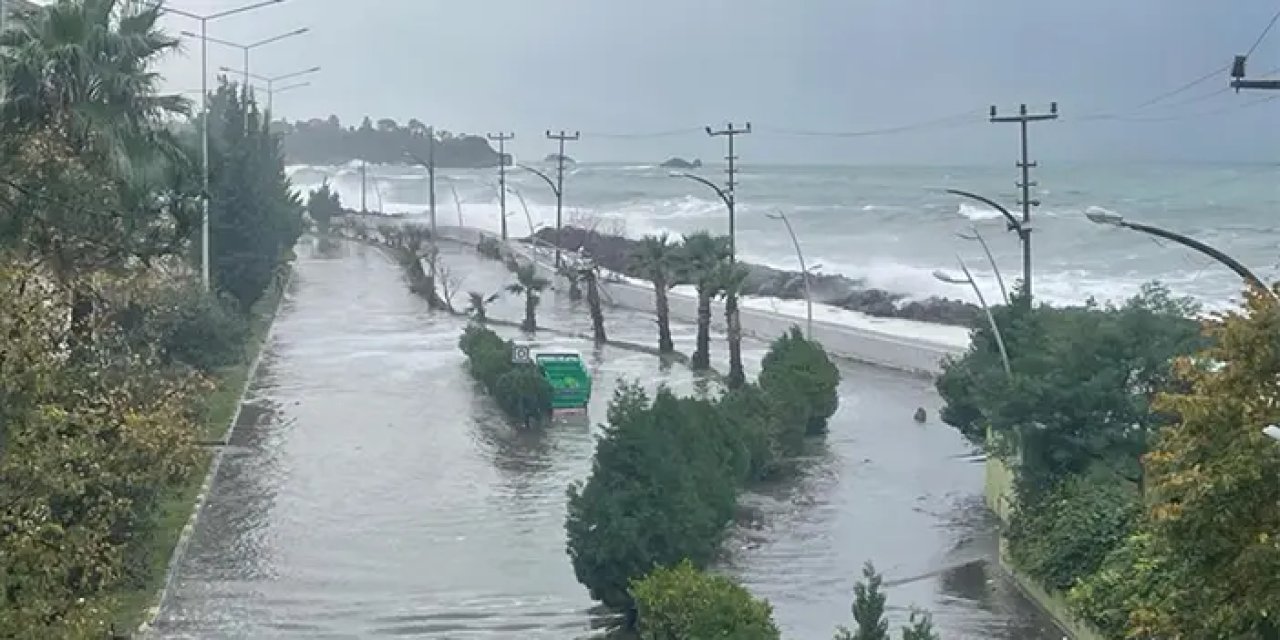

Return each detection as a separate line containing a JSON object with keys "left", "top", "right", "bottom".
{"left": 150, "top": 0, "right": 1280, "bottom": 165}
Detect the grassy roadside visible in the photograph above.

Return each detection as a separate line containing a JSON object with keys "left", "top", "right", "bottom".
{"left": 108, "top": 267, "right": 293, "bottom": 635}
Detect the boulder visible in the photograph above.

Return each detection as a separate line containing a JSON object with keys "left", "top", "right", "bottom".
{"left": 660, "top": 157, "right": 702, "bottom": 169}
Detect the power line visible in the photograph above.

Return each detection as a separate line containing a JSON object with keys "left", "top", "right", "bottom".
{"left": 754, "top": 109, "right": 983, "bottom": 137}
{"left": 1245, "top": 6, "right": 1280, "bottom": 58}
{"left": 579, "top": 128, "right": 703, "bottom": 139}
{"left": 1133, "top": 64, "right": 1232, "bottom": 109}
{"left": 1075, "top": 94, "right": 1277, "bottom": 123}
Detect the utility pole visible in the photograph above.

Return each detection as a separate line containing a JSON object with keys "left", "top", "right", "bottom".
{"left": 705, "top": 122, "right": 751, "bottom": 262}
{"left": 359, "top": 161, "right": 367, "bottom": 214}
{"left": 989, "top": 103, "right": 1057, "bottom": 304}
{"left": 546, "top": 129, "right": 579, "bottom": 268}
{"left": 1230, "top": 55, "right": 1280, "bottom": 91}
{"left": 487, "top": 131, "right": 515, "bottom": 240}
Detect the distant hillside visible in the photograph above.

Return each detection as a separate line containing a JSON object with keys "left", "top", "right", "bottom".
{"left": 276, "top": 116, "right": 503, "bottom": 168}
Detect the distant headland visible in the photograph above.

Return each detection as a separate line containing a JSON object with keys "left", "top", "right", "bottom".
{"left": 275, "top": 115, "right": 505, "bottom": 168}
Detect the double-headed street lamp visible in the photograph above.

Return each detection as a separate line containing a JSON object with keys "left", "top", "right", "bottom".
{"left": 251, "top": 80, "right": 311, "bottom": 115}
{"left": 517, "top": 164, "right": 562, "bottom": 263}
{"left": 221, "top": 65, "right": 321, "bottom": 114}
{"left": 947, "top": 188, "right": 1030, "bottom": 304}
{"left": 1084, "top": 209, "right": 1278, "bottom": 302}
{"left": 671, "top": 172, "right": 736, "bottom": 261}
{"left": 934, "top": 257, "right": 1013, "bottom": 378}
{"left": 183, "top": 27, "right": 308, "bottom": 93}
{"left": 161, "top": 0, "right": 290, "bottom": 291}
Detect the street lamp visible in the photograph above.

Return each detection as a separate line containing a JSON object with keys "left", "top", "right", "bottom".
{"left": 1264, "top": 425, "right": 1280, "bottom": 443}
{"left": 182, "top": 27, "right": 307, "bottom": 92}
{"left": 946, "top": 188, "right": 1030, "bottom": 305}
{"left": 162, "top": 0, "right": 289, "bottom": 291}
{"left": 956, "top": 225, "right": 1010, "bottom": 305}
{"left": 671, "top": 171, "right": 736, "bottom": 261}
{"left": 1084, "top": 209, "right": 1278, "bottom": 301}
{"left": 517, "top": 164, "right": 563, "bottom": 264}
{"left": 221, "top": 65, "right": 320, "bottom": 114}
{"left": 765, "top": 210, "right": 818, "bottom": 339}
{"left": 934, "top": 256, "right": 1012, "bottom": 377}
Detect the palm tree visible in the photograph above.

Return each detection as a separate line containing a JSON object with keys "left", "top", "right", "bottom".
{"left": 466, "top": 290, "right": 500, "bottom": 323}
{"left": 506, "top": 263, "right": 549, "bottom": 332}
{"left": 629, "top": 233, "right": 680, "bottom": 354}
{"left": 715, "top": 262, "right": 749, "bottom": 389}
{"left": 680, "top": 231, "right": 731, "bottom": 370}
{"left": 578, "top": 262, "right": 607, "bottom": 343}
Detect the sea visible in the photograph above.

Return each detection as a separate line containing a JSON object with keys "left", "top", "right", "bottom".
{"left": 288, "top": 161, "right": 1280, "bottom": 314}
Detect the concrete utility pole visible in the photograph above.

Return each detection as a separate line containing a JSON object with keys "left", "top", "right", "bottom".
{"left": 989, "top": 103, "right": 1057, "bottom": 304}
{"left": 487, "top": 132, "right": 515, "bottom": 240}
{"left": 546, "top": 130, "right": 579, "bottom": 268}
{"left": 359, "top": 162, "right": 368, "bottom": 214}
{"left": 705, "top": 122, "right": 751, "bottom": 262}
{"left": 428, "top": 126, "right": 437, "bottom": 236}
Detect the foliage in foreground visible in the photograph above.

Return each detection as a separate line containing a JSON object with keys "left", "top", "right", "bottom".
{"left": 1069, "top": 286, "right": 1280, "bottom": 639}
{"left": 631, "top": 560, "right": 780, "bottom": 640}
{"left": 458, "top": 324, "right": 552, "bottom": 427}
{"left": 833, "top": 563, "right": 939, "bottom": 640}
{"left": 565, "top": 328, "right": 840, "bottom": 619}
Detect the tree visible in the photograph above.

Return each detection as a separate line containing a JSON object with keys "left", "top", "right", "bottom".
{"left": 580, "top": 264, "right": 607, "bottom": 344}
{"left": 466, "top": 291, "right": 499, "bottom": 323}
{"left": 716, "top": 261, "right": 749, "bottom": 388}
{"left": 681, "top": 231, "right": 731, "bottom": 370}
{"left": 630, "top": 233, "right": 681, "bottom": 355}
{"left": 306, "top": 180, "right": 343, "bottom": 234}
{"left": 631, "top": 560, "right": 780, "bottom": 640}
{"left": 1106, "top": 286, "right": 1280, "bottom": 639}
{"left": 760, "top": 327, "right": 841, "bottom": 435}
{"left": 835, "top": 563, "right": 889, "bottom": 640}
{"left": 506, "top": 263, "right": 549, "bottom": 332}
{"left": 935, "top": 283, "right": 1204, "bottom": 496}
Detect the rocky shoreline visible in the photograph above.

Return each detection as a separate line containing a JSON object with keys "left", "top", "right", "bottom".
{"left": 531, "top": 226, "right": 983, "bottom": 327}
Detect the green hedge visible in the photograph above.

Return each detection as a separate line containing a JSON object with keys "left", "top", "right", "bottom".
{"left": 458, "top": 324, "right": 552, "bottom": 426}
{"left": 565, "top": 327, "right": 839, "bottom": 622}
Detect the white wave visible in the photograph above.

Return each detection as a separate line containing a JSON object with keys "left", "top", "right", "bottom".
{"left": 956, "top": 202, "right": 1005, "bottom": 221}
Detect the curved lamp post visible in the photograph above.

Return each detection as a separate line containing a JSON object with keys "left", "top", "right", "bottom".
{"left": 957, "top": 225, "right": 1010, "bottom": 305}
{"left": 765, "top": 210, "right": 818, "bottom": 339}
{"left": 188, "top": 27, "right": 307, "bottom": 91}
{"left": 517, "top": 164, "right": 562, "bottom": 264}
{"left": 947, "top": 188, "right": 1031, "bottom": 304}
{"left": 504, "top": 186, "right": 537, "bottom": 239}
{"left": 671, "top": 171, "right": 737, "bottom": 262}
{"left": 934, "top": 256, "right": 1012, "bottom": 377}
{"left": 1084, "top": 209, "right": 1278, "bottom": 301}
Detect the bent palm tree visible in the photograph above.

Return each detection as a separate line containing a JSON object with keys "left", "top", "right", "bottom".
{"left": 466, "top": 290, "right": 500, "bottom": 323}
{"left": 630, "top": 233, "right": 680, "bottom": 354}
{"left": 680, "top": 231, "right": 731, "bottom": 370}
{"left": 506, "top": 263, "right": 549, "bottom": 332}
{"left": 579, "top": 262, "right": 607, "bottom": 343}
{"left": 715, "top": 262, "right": 750, "bottom": 389}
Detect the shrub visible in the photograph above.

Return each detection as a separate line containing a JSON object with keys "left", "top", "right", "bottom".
{"left": 151, "top": 285, "right": 249, "bottom": 372}
{"left": 459, "top": 324, "right": 551, "bottom": 426}
{"left": 476, "top": 235, "right": 503, "bottom": 261}
{"left": 759, "top": 327, "right": 840, "bottom": 435}
{"left": 717, "top": 383, "right": 792, "bottom": 479}
{"left": 631, "top": 560, "right": 780, "bottom": 640}
{"left": 1006, "top": 469, "right": 1141, "bottom": 592}
{"left": 565, "top": 384, "right": 738, "bottom": 614}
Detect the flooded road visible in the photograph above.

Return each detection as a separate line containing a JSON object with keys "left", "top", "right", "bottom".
{"left": 151, "top": 238, "right": 1061, "bottom": 639}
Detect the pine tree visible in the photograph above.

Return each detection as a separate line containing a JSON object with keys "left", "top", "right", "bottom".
{"left": 834, "top": 562, "right": 890, "bottom": 640}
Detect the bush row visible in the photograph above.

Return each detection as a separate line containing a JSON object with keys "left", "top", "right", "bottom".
{"left": 458, "top": 324, "right": 553, "bottom": 427}
{"left": 564, "top": 327, "right": 840, "bottom": 629}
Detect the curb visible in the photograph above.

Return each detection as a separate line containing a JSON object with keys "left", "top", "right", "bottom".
{"left": 136, "top": 269, "right": 294, "bottom": 637}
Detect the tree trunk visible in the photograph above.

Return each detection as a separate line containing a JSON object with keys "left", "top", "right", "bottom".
{"left": 567, "top": 279, "right": 582, "bottom": 301}
{"left": 692, "top": 288, "right": 712, "bottom": 370}
{"left": 585, "top": 273, "right": 607, "bottom": 344}
{"left": 523, "top": 292, "right": 537, "bottom": 332}
{"left": 70, "top": 288, "right": 94, "bottom": 350}
{"left": 654, "top": 281, "right": 674, "bottom": 354}
{"left": 726, "top": 291, "right": 744, "bottom": 388}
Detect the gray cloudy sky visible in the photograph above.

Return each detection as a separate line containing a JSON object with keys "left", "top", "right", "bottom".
{"left": 151, "top": 0, "right": 1280, "bottom": 165}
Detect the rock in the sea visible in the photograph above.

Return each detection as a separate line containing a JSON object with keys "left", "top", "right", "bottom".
{"left": 544, "top": 153, "right": 576, "bottom": 164}
{"left": 531, "top": 226, "right": 982, "bottom": 327}
{"left": 660, "top": 157, "right": 702, "bottom": 169}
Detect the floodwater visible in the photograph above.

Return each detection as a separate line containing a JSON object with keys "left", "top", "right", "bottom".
{"left": 150, "top": 238, "right": 1062, "bottom": 639}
